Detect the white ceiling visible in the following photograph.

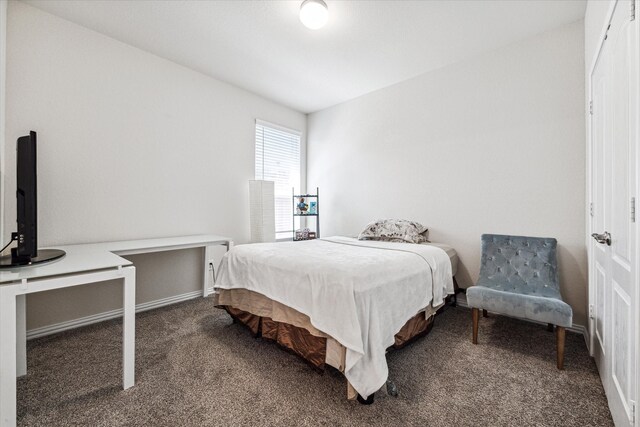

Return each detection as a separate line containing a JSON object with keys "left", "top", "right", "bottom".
{"left": 23, "top": 0, "right": 586, "bottom": 113}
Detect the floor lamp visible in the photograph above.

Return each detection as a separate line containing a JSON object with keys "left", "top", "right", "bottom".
{"left": 249, "top": 180, "right": 276, "bottom": 243}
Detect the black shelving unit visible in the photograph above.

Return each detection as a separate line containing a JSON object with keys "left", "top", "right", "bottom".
{"left": 292, "top": 187, "right": 319, "bottom": 241}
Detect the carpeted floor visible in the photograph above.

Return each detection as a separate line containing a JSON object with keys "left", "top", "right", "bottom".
{"left": 18, "top": 298, "right": 612, "bottom": 426}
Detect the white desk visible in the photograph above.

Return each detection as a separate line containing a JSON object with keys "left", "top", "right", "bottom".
{"left": 61, "top": 234, "right": 233, "bottom": 298}
{"left": 0, "top": 248, "right": 135, "bottom": 427}
{"left": 0, "top": 234, "right": 232, "bottom": 427}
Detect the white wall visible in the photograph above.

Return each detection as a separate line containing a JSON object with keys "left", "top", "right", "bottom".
{"left": 0, "top": 0, "right": 7, "bottom": 243}
{"left": 4, "top": 2, "right": 306, "bottom": 330}
{"left": 307, "top": 21, "right": 588, "bottom": 325}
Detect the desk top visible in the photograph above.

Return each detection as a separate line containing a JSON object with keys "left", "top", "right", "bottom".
{"left": 62, "top": 234, "right": 232, "bottom": 256}
{"left": 0, "top": 234, "right": 232, "bottom": 284}
{"left": 0, "top": 246, "right": 131, "bottom": 284}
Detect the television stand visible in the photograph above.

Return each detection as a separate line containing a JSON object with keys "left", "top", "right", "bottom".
{"left": 0, "top": 249, "right": 66, "bottom": 268}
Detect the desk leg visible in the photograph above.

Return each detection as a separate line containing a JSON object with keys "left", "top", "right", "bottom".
{"left": 202, "top": 246, "right": 212, "bottom": 298}
{"left": 16, "top": 295, "right": 26, "bottom": 378}
{"left": 0, "top": 287, "right": 17, "bottom": 426}
{"left": 122, "top": 266, "right": 135, "bottom": 390}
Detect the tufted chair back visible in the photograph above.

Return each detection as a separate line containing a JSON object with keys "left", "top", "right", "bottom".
{"left": 478, "top": 234, "right": 560, "bottom": 298}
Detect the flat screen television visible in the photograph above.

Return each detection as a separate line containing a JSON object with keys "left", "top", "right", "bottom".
{"left": 0, "top": 131, "right": 65, "bottom": 268}
{"left": 13, "top": 131, "right": 38, "bottom": 262}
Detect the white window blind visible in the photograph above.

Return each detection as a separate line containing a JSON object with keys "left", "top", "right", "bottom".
{"left": 255, "top": 120, "right": 301, "bottom": 239}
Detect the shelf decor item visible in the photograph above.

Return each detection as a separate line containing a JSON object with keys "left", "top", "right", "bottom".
{"left": 294, "top": 228, "right": 316, "bottom": 240}
{"left": 297, "top": 197, "right": 309, "bottom": 214}
{"left": 292, "top": 187, "right": 319, "bottom": 241}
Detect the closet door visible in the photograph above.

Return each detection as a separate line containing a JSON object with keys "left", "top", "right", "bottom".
{"left": 589, "top": 1, "right": 638, "bottom": 426}
{"left": 590, "top": 16, "right": 610, "bottom": 395}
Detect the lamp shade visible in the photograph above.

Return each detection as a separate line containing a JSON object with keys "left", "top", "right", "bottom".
{"left": 249, "top": 180, "right": 276, "bottom": 243}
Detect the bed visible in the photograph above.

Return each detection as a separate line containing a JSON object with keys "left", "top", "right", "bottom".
{"left": 213, "top": 236, "right": 457, "bottom": 402}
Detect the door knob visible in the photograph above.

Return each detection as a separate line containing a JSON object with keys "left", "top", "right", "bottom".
{"left": 591, "top": 231, "right": 611, "bottom": 246}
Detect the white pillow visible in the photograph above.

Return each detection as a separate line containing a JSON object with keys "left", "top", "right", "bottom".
{"left": 358, "top": 219, "right": 429, "bottom": 244}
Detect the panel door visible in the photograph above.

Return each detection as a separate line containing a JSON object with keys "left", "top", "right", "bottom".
{"left": 590, "top": 27, "right": 610, "bottom": 383}
{"left": 589, "top": 2, "right": 637, "bottom": 425}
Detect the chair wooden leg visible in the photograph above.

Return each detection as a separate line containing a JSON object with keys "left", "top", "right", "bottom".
{"left": 547, "top": 323, "right": 554, "bottom": 332}
{"left": 472, "top": 308, "right": 479, "bottom": 344}
{"left": 556, "top": 326, "right": 565, "bottom": 370}
{"left": 482, "top": 309, "right": 488, "bottom": 317}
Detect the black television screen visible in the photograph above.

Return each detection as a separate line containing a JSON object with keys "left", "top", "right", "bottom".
{"left": 12, "top": 131, "right": 38, "bottom": 262}
{"left": 0, "top": 131, "right": 65, "bottom": 268}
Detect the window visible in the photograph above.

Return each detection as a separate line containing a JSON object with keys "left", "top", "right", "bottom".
{"left": 255, "top": 120, "right": 301, "bottom": 240}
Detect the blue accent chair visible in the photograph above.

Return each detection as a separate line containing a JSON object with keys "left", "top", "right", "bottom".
{"left": 466, "top": 234, "right": 572, "bottom": 369}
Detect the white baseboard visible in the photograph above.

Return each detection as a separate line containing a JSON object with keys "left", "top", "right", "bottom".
{"left": 27, "top": 287, "right": 215, "bottom": 340}
{"left": 455, "top": 293, "right": 590, "bottom": 349}
{"left": 28, "top": 288, "right": 591, "bottom": 352}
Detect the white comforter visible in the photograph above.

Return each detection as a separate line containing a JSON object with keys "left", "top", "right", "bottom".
{"left": 214, "top": 236, "right": 454, "bottom": 398}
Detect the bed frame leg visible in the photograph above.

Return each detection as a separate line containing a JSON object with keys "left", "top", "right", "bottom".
{"left": 450, "top": 277, "right": 460, "bottom": 307}
{"left": 357, "top": 393, "right": 375, "bottom": 405}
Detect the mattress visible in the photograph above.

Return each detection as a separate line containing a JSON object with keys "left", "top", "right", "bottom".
{"left": 425, "top": 242, "right": 459, "bottom": 276}
{"left": 345, "top": 237, "right": 459, "bottom": 276}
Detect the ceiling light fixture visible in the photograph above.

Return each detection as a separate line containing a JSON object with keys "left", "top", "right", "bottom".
{"left": 299, "top": 0, "right": 329, "bottom": 30}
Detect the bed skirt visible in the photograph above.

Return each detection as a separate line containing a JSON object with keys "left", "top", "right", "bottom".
{"left": 215, "top": 289, "right": 437, "bottom": 398}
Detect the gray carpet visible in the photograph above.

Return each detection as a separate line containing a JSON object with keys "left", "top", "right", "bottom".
{"left": 18, "top": 298, "right": 613, "bottom": 426}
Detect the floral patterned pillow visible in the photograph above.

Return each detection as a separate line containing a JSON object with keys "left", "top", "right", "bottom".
{"left": 358, "top": 219, "right": 429, "bottom": 244}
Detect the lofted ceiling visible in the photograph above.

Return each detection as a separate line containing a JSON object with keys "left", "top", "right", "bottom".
{"left": 23, "top": 0, "right": 586, "bottom": 113}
